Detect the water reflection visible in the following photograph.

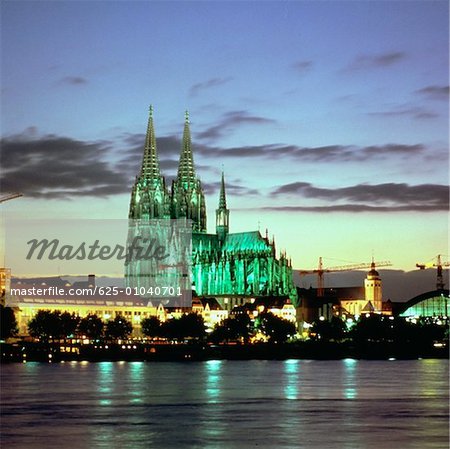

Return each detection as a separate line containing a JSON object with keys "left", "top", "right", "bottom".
{"left": 199, "top": 360, "right": 226, "bottom": 447}
{"left": 97, "top": 362, "right": 114, "bottom": 398}
{"left": 91, "top": 362, "right": 116, "bottom": 447}
{"left": 343, "top": 358, "right": 357, "bottom": 399}
{"left": 1, "top": 360, "right": 448, "bottom": 449}
{"left": 205, "top": 359, "right": 223, "bottom": 403}
{"left": 129, "top": 362, "right": 144, "bottom": 404}
{"left": 283, "top": 359, "right": 300, "bottom": 400}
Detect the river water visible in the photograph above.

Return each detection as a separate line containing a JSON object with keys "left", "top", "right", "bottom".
{"left": 1, "top": 359, "right": 448, "bottom": 449}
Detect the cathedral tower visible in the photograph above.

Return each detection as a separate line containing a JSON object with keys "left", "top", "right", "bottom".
{"left": 128, "top": 106, "right": 170, "bottom": 219}
{"left": 171, "top": 111, "right": 207, "bottom": 232}
{"left": 216, "top": 172, "right": 229, "bottom": 242}
{"left": 126, "top": 106, "right": 298, "bottom": 304}
{"left": 364, "top": 260, "right": 382, "bottom": 312}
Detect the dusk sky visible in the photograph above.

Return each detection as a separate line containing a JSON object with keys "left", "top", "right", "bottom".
{"left": 1, "top": 0, "right": 449, "bottom": 274}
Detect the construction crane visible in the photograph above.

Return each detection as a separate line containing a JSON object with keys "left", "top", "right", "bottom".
{"left": 416, "top": 254, "right": 450, "bottom": 290}
{"left": 299, "top": 256, "right": 392, "bottom": 297}
{"left": 0, "top": 193, "right": 23, "bottom": 203}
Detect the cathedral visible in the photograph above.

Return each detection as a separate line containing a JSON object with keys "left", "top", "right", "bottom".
{"left": 125, "top": 107, "right": 298, "bottom": 307}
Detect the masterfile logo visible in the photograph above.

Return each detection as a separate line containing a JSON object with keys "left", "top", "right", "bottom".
{"left": 4, "top": 218, "right": 192, "bottom": 305}
{"left": 25, "top": 236, "right": 171, "bottom": 262}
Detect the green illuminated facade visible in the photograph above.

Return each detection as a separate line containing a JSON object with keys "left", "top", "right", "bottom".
{"left": 399, "top": 290, "right": 449, "bottom": 318}
{"left": 127, "top": 107, "right": 298, "bottom": 304}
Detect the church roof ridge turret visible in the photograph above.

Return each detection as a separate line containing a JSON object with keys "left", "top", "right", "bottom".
{"left": 218, "top": 171, "right": 227, "bottom": 209}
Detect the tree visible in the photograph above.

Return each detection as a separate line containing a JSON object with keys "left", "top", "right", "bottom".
{"left": 390, "top": 317, "right": 418, "bottom": 343}
{"left": 28, "top": 310, "right": 62, "bottom": 341}
{"left": 416, "top": 317, "right": 448, "bottom": 344}
{"left": 161, "top": 313, "right": 206, "bottom": 341}
{"left": 60, "top": 312, "right": 80, "bottom": 339}
{"left": 105, "top": 314, "right": 133, "bottom": 341}
{"left": 310, "top": 316, "right": 346, "bottom": 342}
{"left": 229, "top": 308, "right": 252, "bottom": 342}
{"left": 178, "top": 313, "right": 206, "bottom": 339}
{"left": 161, "top": 313, "right": 206, "bottom": 340}
{"left": 78, "top": 314, "right": 104, "bottom": 340}
{"left": 0, "top": 305, "right": 18, "bottom": 340}
{"left": 208, "top": 323, "right": 231, "bottom": 344}
{"left": 141, "top": 316, "right": 162, "bottom": 338}
{"left": 258, "top": 312, "right": 296, "bottom": 343}
{"left": 209, "top": 313, "right": 252, "bottom": 344}
{"left": 351, "top": 315, "right": 390, "bottom": 343}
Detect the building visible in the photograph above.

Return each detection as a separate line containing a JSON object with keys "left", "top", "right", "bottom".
{"left": 265, "top": 299, "right": 297, "bottom": 323}
{"left": 298, "top": 262, "right": 392, "bottom": 323}
{"left": 338, "top": 261, "right": 391, "bottom": 317}
{"left": 7, "top": 277, "right": 164, "bottom": 337}
{"left": 398, "top": 289, "right": 449, "bottom": 318}
{"left": 192, "top": 297, "right": 229, "bottom": 330}
{"left": 1, "top": 268, "right": 11, "bottom": 307}
{"left": 125, "top": 107, "right": 298, "bottom": 307}
{"left": 364, "top": 260, "right": 382, "bottom": 311}
{"left": 7, "top": 276, "right": 231, "bottom": 337}
{"left": 6, "top": 108, "right": 299, "bottom": 337}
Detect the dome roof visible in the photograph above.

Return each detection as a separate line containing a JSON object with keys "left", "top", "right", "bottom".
{"left": 367, "top": 261, "right": 379, "bottom": 277}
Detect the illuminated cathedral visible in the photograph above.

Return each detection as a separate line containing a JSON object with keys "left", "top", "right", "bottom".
{"left": 126, "top": 107, "right": 298, "bottom": 306}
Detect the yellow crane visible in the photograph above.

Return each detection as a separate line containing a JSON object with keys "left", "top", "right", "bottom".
{"left": 0, "top": 193, "right": 23, "bottom": 203}
{"left": 299, "top": 256, "right": 392, "bottom": 297}
{"left": 416, "top": 254, "right": 450, "bottom": 290}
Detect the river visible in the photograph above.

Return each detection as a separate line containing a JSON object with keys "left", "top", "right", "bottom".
{"left": 1, "top": 359, "right": 448, "bottom": 448}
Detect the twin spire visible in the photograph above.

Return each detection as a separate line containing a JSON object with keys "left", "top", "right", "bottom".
{"left": 140, "top": 106, "right": 196, "bottom": 185}
{"left": 137, "top": 106, "right": 227, "bottom": 233}
{"left": 177, "top": 110, "right": 196, "bottom": 186}
{"left": 141, "top": 105, "right": 161, "bottom": 180}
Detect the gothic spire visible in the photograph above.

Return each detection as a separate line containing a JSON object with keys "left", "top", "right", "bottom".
{"left": 177, "top": 110, "right": 196, "bottom": 185}
{"left": 140, "top": 105, "right": 161, "bottom": 179}
{"left": 216, "top": 171, "right": 229, "bottom": 241}
{"left": 218, "top": 171, "right": 227, "bottom": 209}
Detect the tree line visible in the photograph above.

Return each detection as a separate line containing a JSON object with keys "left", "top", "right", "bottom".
{"left": 0, "top": 306, "right": 296, "bottom": 344}
{"left": 2, "top": 305, "right": 446, "bottom": 346}
{"left": 310, "top": 314, "right": 448, "bottom": 345}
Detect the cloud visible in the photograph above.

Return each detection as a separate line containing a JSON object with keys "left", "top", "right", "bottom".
{"left": 257, "top": 204, "right": 447, "bottom": 213}
{"left": 0, "top": 127, "right": 263, "bottom": 200}
{"left": 189, "top": 77, "right": 233, "bottom": 97}
{"left": 373, "top": 52, "right": 406, "bottom": 66}
{"left": 345, "top": 51, "right": 406, "bottom": 71}
{"left": 202, "top": 180, "right": 259, "bottom": 197}
{"left": 350, "top": 144, "right": 425, "bottom": 159}
{"left": 1, "top": 123, "right": 437, "bottom": 206}
{"left": 270, "top": 182, "right": 449, "bottom": 211}
{"left": 1, "top": 132, "right": 128, "bottom": 199}
{"left": 160, "top": 159, "right": 180, "bottom": 172}
{"left": 195, "top": 142, "right": 426, "bottom": 163}
{"left": 368, "top": 107, "right": 439, "bottom": 120}
{"left": 116, "top": 123, "right": 429, "bottom": 168}
{"left": 196, "top": 110, "right": 276, "bottom": 141}
{"left": 291, "top": 60, "right": 313, "bottom": 73}
{"left": 415, "top": 85, "right": 450, "bottom": 101}
{"left": 58, "top": 76, "right": 88, "bottom": 85}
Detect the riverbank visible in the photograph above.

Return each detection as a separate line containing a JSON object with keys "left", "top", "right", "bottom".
{"left": 1, "top": 340, "right": 447, "bottom": 362}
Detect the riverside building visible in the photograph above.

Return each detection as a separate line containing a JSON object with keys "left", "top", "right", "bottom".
{"left": 125, "top": 107, "right": 298, "bottom": 309}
